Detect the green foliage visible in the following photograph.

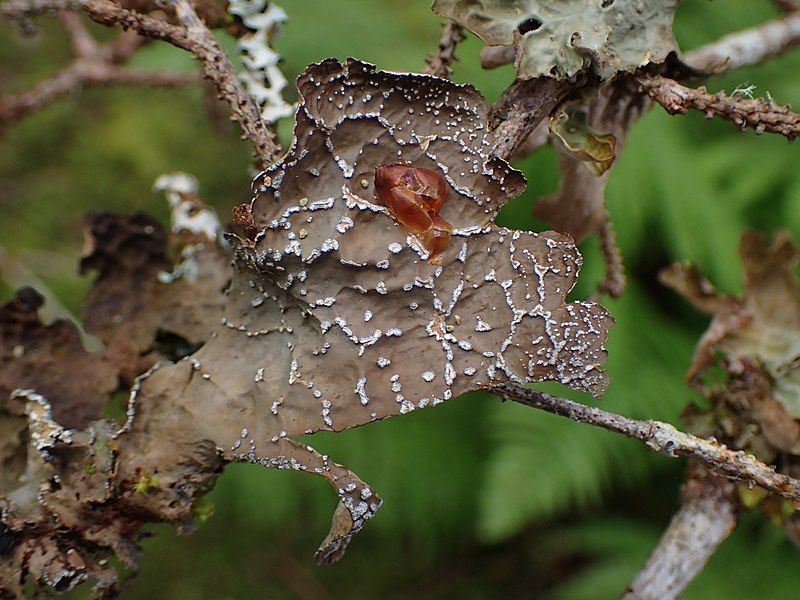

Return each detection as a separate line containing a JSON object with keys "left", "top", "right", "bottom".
{"left": 547, "top": 514, "right": 800, "bottom": 600}
{"left": 477, "top": 283, "right": 694, "bottom": 541}
{"left": 2, "top": 0, "right": 800, "bottom": 597}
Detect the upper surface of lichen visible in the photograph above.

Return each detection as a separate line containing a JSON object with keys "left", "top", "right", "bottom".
{"left": 433, "top": 0, "right": 679, "bottom": 80}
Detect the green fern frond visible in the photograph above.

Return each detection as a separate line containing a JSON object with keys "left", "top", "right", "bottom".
{"left": 478, "top": 285, "right": 695, "bottom": 541}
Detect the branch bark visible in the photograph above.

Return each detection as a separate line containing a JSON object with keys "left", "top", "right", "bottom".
{"left": 0, "top": 61, "right": 196, "bottom": 127}
{"left": 491, "top": 382, "right": 800, "bottom": 502}
{"left": 0, "top": 0, "right": 79, "bottom": 17}
{"left": 685, "top": 12, "right": 800, "bottom": 73}
{"left": 0, "top": 10, "right": 196, "bottom": 128}
{"left": 639, "top": 76, "right": 799, "bottom": 141}
{"left": 80, "top": 0, "right": 282, "bottom": 166}
{"left": 490, "top": 77, "right": 571, "bottom": 161}
{"left": 424, "top": 21, "right": 463, "bottom": 79}
{"left": 622, "top": 461, "right": 739, "bottom": 600}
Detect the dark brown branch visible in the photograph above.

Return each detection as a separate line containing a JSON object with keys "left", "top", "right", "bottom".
{"left": 638, "top": 76, "right": 799, "bottom": 141}
{"left": 80, "top": 0, "right": 281, "bottom": 166}
{"left": 623, "top": 462, "right": 739, "bottom": 600}
{"left": 424, "top": 21, "right": 464, "bottom": 79}
{"left": 490, "top": 77, "right": 571, "bottom": 161}
{"left": 685, "top": 12, "right": 800, "bottom": 73}
{"left": 491, "top": 382, "right": 800, "bottom": 502}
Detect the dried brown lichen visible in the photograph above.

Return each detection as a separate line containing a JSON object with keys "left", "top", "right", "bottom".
{"left": 1, "top": 183, "right": 233, "bottom": 596}
{"left": 80, "top": 186, "right": 229, "bottom": 380}
{"left": 664, "top": 231, "right": 800, "bottom": 477}
{"left": 1, "top": 59, "right": 612, "bottom": 594}
{"left": 156, "top": 58, "right": 609, "bottom": 560}
{"left": 534, "top": 80, "right": 648, "bottom": 244}
{"left": 662, "top": 230, "right": 800, "bottom": 412}
{"left": 0, "top": 287, "right": 117, "bottom": 429}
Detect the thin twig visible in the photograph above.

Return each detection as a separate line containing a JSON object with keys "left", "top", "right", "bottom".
{"left": 0, "top": 61, "right": 194, "bottom": 126}
{"left": 0, "top": 12, "right": 197, "bottom": 128}
{"left": 424, "top": 21, "right": 464, "bottom": 79}
{"left": 638, "top": 76, "right": 799, "bottom": 141}
{"left": 623, "top": 461, "right": 739, "bottom": 600}
{"left": 80, "top": 0, "right": 282, "bottom": 166}
{"left": 490, "top": 77, "right": 571, "bottom": 161}
{"left": 0, "top": 0, "right": 79, "bottom": 17}
{"left": 686, "top": 12, "right": 800, "bottom": 73}
{"left": 59, "top": 10, "right": 99, "bottom": 57}
{"left": 491, "top": 382, "right": 800, "bottom": 501}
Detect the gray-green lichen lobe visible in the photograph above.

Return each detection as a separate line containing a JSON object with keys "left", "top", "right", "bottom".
{"left": 432, "top": 0, "right": 679, "bottom": 80}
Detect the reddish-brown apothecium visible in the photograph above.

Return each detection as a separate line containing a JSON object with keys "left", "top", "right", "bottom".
{"left": 374, "top": 164, "right": 452, "bottom": 264}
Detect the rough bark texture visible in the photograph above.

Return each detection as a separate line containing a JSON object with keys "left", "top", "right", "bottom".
{"left": 640, "top": 76, "right": 800, "bottom": 141}
{"left": 492, "top": 383, "right": 800, "bottom": 501}
{"left": 490, "top": 76, "right": 572, "bottom": 161}
{"left": 685, "top": 12, "right": 800, "bottom": 72}
{"left": 424, "top": 20, "right": 464, "bottom": 78}
{"left": 623, "top": 462, "right": 738, "bottom": 600}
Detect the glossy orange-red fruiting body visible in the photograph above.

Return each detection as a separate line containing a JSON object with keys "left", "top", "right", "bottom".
{"left": 374, "top": 164, "right": 452, "bottom": 264}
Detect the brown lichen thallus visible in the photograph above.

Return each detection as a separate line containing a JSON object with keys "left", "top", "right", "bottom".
{"left": 374, "top": 164, "right": 453, "bottom": 265}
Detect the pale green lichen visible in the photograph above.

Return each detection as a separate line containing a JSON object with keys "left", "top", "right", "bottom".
{"left": 549, "top": 107, "right": 616, "bottom": 176}
{"left": 432, "top": 0, "right": 679, "bottom": 80}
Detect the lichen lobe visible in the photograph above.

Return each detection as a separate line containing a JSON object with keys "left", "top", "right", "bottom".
{"left": 432, "top": 0, "right": 679, "bottom": 80}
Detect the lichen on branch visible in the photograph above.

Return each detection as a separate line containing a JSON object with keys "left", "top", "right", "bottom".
{"left": 432, "top": 0, "right": 679, "bottom": 80}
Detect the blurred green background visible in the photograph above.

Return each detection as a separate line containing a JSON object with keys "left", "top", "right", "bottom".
{"left": 2, "top": 1, "right": 800, "bottom": 598}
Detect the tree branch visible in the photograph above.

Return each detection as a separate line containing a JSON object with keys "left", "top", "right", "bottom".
{"left": 490, "top": 382, "right": 800, "bottom": 501}
{"left": 490, "top": 77, "right": 571, "bottom": 161}
{"left": 59, "top": 10, "right": 99, "bottom": 57}
{"left": 0, "top": 10, "right": 197, "bottom": 128}
{"left": 638, "top": 76, "right": 799, "bottom": 141}
{"left": 0, "top": 0, "right": 79, "bottom": 18}
{"left": 424, "top": 21, "right": 464, "bottom": 79}
{"left": 623, "top": 461, "right": 739, "bottom": 600}
{"left": 79, "top": 0, "right": 281, "bottom": 166}
{"left": 0, "top": 62, "right": 195, "bottom": 126}
{"left": 685, "top": 12, "right": 800, "bottom": 73}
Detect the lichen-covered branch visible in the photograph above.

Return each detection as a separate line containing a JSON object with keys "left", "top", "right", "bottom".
{"left": 424, "top": 20, "right": 464, "bottom": 78}
{"left": 622, "top": 462, "right": 739, "bottom": 600}
{"left": 638, "top": 76, "right": 800, "bottom": 141}
{"left": 490, "top": 77, "right": 571, "bottom": 161}
{"left": 491, "top": 382, "right": 800, "bottom": 501}
{"left": 685, "top": 12, "right": 800, "bottom": 73}
{"left": 80, "top": 0, "right": 282, "bottom": 165}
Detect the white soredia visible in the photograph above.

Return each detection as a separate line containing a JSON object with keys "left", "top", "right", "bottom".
{"left": 228, "top": 0, "right": 294, "bottom": 123}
